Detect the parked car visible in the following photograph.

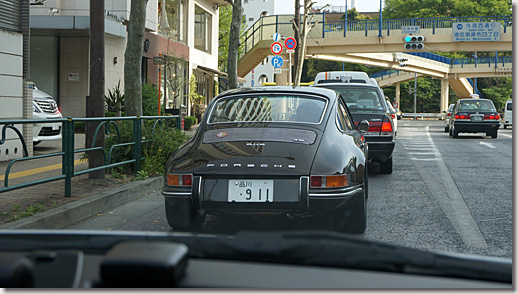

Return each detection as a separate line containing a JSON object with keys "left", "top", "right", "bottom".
{"left": 385, "top": 98, "right": 398, "bottom": 136}
{"left": 503, "top": 99, "right": 512, "bottom": 129}
{"left": 444, "top": 103, "right": 455, "bottom": 132}
{"left": 163, "top": 86, "right": 369, "bottom": 234}
{"left": 313, "top": 71, "right": 395, "bottom": 174}
{"left": 449, "top": 98, "right": 500, "bottom": 138}
{"left": 32, "top": 85, "right": 62, "bottom": 145}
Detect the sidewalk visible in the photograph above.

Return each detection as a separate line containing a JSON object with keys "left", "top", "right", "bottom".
{"left": 0, "top": 124, "right": 198, "bottom": 229}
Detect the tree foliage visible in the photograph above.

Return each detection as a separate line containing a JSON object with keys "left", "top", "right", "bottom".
{"left": 383, "top": 0, "right": 511, "bottom": 19}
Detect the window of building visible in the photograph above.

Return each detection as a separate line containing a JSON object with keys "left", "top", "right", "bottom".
{"left": 261, "top": 11, "right": 268, "bottom": 17}
{"left": 158, "top": 0, "right": 188, "bottom": 43}
{"left": 194, "top": 5, "right": 212, "bottom": 53}
{"left": 249, "top": 17, "right": 254, "bottom": 22}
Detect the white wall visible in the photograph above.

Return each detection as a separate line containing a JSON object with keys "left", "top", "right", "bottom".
{"left": 0, "top": 30, "right": 24, "bottom": 160}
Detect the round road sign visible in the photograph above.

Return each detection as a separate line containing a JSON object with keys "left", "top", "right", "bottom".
{"left": 284, "top": 37, "right": 297, "bottom": 50}
{"left": 270, "top": 42, "right": 283, "bottom": 55}
{"left": 271, "top": 56, "right": 284, "bottom": 68}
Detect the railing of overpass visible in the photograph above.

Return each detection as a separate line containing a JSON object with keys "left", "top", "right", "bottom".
{"left": 370, "top": 55, "right": 512, "bottom": 79}
{"left": 241, "top": 15, "right": 512, "bottom": 59}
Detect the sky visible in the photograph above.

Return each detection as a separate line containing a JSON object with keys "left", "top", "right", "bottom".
{"left": 276, "top": 0, "right": 384, "bottom": 14}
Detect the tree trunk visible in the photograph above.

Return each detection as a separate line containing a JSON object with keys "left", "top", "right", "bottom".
{"left": 124, "top": 0, "right": 148, "bottom": 116}
{"left": 293, "top": 0, "right": 300, "bottom": 84}
{"left": 226, "top": 0, "right": 243, "bottom": 89}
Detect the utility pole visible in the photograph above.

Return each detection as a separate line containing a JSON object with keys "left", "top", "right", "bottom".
{"left": 413, "top": 72, "right": 417, "bottom": 114}
{"left": 86, "top": 0, "right": 105, "bottom": 179}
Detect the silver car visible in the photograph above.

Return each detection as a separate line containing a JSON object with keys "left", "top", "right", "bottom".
{"left": 444, "top": 104, "right": 455, "bottom": 132}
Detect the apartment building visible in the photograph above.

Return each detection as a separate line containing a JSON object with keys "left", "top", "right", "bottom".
{"left": 29, "top": 0, "right": 224, "bottom": 118}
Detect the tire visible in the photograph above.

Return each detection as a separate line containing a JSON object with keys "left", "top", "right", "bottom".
{"left": 379, "top": 157, "right": 393, "bottom": 174}
{"left": 449, "top": 127, "right": 453, "bottom": 136}
{"left": 332, "top": 189, "right": 366, "bottom": 234}
{"left": 504, "top": 125, "right": 507, "bottom": 129}
{"left": 165, "top": 199, "right": 205, "bottom": 232}
{"left": 452, "top": 129, "right": 459, "bottom": 138}
{"left": 491, "top": 130, "right": 498, "bottom": 139}
{"left": 33, "top": 141, "right": 41, "bottom": 146}
{"left": 444, "top": 125, "right": 449, "bottom": 132}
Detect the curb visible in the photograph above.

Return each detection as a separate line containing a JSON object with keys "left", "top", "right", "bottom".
{"left": 0, "top": 176, "right": 164, "bottom": 230}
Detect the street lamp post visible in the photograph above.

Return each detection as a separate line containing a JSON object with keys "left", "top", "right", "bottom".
{"left": 378, "top": 0, "right": 382, "bottom": 37}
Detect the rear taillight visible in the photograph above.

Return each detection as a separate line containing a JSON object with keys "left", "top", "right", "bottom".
{"left": 310, "top": 175, "right": 348, "bottom": 188}
{"left": 455, "top": 114, "right": 471, "bottom": 119}
{"left": 391, "top": 114, "right": 395, "bottom": 119}
{"left": 484, "top": 114, "right": 500, "bottom": 120}
{"left": 381, "top": 121, "right": 392, "bottom": 132}
{"left": 167, "top": 174, "right": 193, "bottom": 186}
{"left": 447, "top": 112, "right": 451, "bottom": 117}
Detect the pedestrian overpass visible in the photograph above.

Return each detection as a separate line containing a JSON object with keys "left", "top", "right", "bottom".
{"left": 237, "top": 14, "right": 512, "bottom": 112}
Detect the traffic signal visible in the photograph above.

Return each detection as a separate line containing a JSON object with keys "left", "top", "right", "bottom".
{"left": 404, "top": 35, "right": 425, "bottom": 50}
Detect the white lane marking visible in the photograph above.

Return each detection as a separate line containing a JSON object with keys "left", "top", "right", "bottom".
{"left": 500, "top": 133, "right": 512, "bottom": 138}
{"left": 403, "top": 126, "right": 488, "bottom": 249}
{"left": 479, "top": 141, "right": 496, "bottom": 149}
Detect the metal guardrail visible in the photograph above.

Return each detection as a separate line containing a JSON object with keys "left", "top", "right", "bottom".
{"left": 240, "top": 15, "right": 512, "bottom": 60}
{"left": 0, "top": 116, "right": 181, "bottom": 197}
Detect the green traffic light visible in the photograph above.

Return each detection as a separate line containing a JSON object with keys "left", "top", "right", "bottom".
{"left": 404, "top": 36, "right": 412, "bottom": 42}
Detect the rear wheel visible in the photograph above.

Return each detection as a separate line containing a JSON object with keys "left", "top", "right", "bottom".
{"left": 444, "top": 125, "right": 449, "bottom": 132}
{"left": 452, "top": 129, "right": 459, "bottom": 138}
{"left": 332, "top": 190, "right": 366, "bottom": 234}
{"left": 504, "top": 125, "right": 507, "bottom": 129}
{"left": 33, "top": 141, "right": 41, "bottom": 146}
{"left": 491, "top": 130, "right": 498, "bottom": 138}
{"left": 165, "top": 199, "right": 205, "bottom": 232}
{"left": 379, "top": 157, "right": 393, "bottom": 174}
{"left": 449, "top": 127, "right": 453, "bottom": 136}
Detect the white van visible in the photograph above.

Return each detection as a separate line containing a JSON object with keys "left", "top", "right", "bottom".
{"left": 314, "top": 71, "right": 371, "bottom": 85}
{"left": 503, "top": 99, "right": 512, "bottom": 129}
{"left": 32, "top": 86, "right": 62, "bottom": 145}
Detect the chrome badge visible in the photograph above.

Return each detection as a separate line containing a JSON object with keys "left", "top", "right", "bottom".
{"left": 216, "top": 131, "right": 229, "bottom": 138}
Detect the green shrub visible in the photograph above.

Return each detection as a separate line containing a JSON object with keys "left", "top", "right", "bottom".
{"left": 184, "top": 116, "right": 197, "bottom": 130}
{"left": 142, "top": 82, "right": 164, "bottom": 116}
{"left": 104, "top": 118, "right": 189, "bottom": 176}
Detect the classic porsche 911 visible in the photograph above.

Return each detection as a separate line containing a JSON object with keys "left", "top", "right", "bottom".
{"left": 162, "top": 87, "right": 370, "bottom": 234}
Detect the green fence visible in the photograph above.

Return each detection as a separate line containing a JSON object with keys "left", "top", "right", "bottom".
{"left": 0, "top": 116, "right": 180, "bottom": 197}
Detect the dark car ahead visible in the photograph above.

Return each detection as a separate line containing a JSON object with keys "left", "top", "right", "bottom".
{"left": 313, "top": 75, "right": 395, "bottom": 174}
{"left": 449, "top": 98, "right": 500, "bottom": 138}
{"left": 162, "top": 86, "right": 369, "bottom": 234}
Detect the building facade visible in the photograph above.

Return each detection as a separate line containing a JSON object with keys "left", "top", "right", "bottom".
{"left": 29, "top": 0, "right": 223, "bottom": 119}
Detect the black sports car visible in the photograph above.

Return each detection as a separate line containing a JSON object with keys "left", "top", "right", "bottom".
{"left": 449, "top": 98, "right": 500, "bottom": 138}
{"left": 162, "top": 87, "right": 369, "bottom": 234}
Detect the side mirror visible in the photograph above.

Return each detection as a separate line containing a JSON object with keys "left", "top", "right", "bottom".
{"left": 358, "top": 120, "right": 369, "bottom": 133}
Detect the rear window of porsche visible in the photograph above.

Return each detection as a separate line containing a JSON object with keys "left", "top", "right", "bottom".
{"left": 208, "top": 95, "right": 328, "bottom": 124}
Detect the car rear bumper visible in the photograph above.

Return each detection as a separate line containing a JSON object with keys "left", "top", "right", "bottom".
{"left": 162, "top": 176, "right": 363, "bottom": 217}
{"left": 365, "top": 136, "right": 394, "bottom": 162}
{"left": 453, "top": 122, "right": 500, "bottom": 133}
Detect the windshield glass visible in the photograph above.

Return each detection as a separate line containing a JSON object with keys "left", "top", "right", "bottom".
{"left": 320, "top": 86, "right": 385, "bottom": 113}
{"left": 208, "top": 95, "right": 327, "bottom": 124}
{"left": 458, "top": 100, "right": 496, "bottom": 111}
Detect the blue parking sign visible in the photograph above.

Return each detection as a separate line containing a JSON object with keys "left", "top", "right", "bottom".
{"left": 271, "top": 56, "right": 283, "bottom": 68}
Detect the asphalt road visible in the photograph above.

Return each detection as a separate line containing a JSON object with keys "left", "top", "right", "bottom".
{"left": 65, "top": 120, "right": 513, "bottom": 259}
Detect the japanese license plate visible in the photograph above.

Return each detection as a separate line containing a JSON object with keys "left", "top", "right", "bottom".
{"left": 52, "top": 123, "right": 60, "bottom": 130}
{"left": 471, "top": 116, "right": 483, "bottom": 122}
{"left": 228, "top": 180, "right": 273, "bottom": 202}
